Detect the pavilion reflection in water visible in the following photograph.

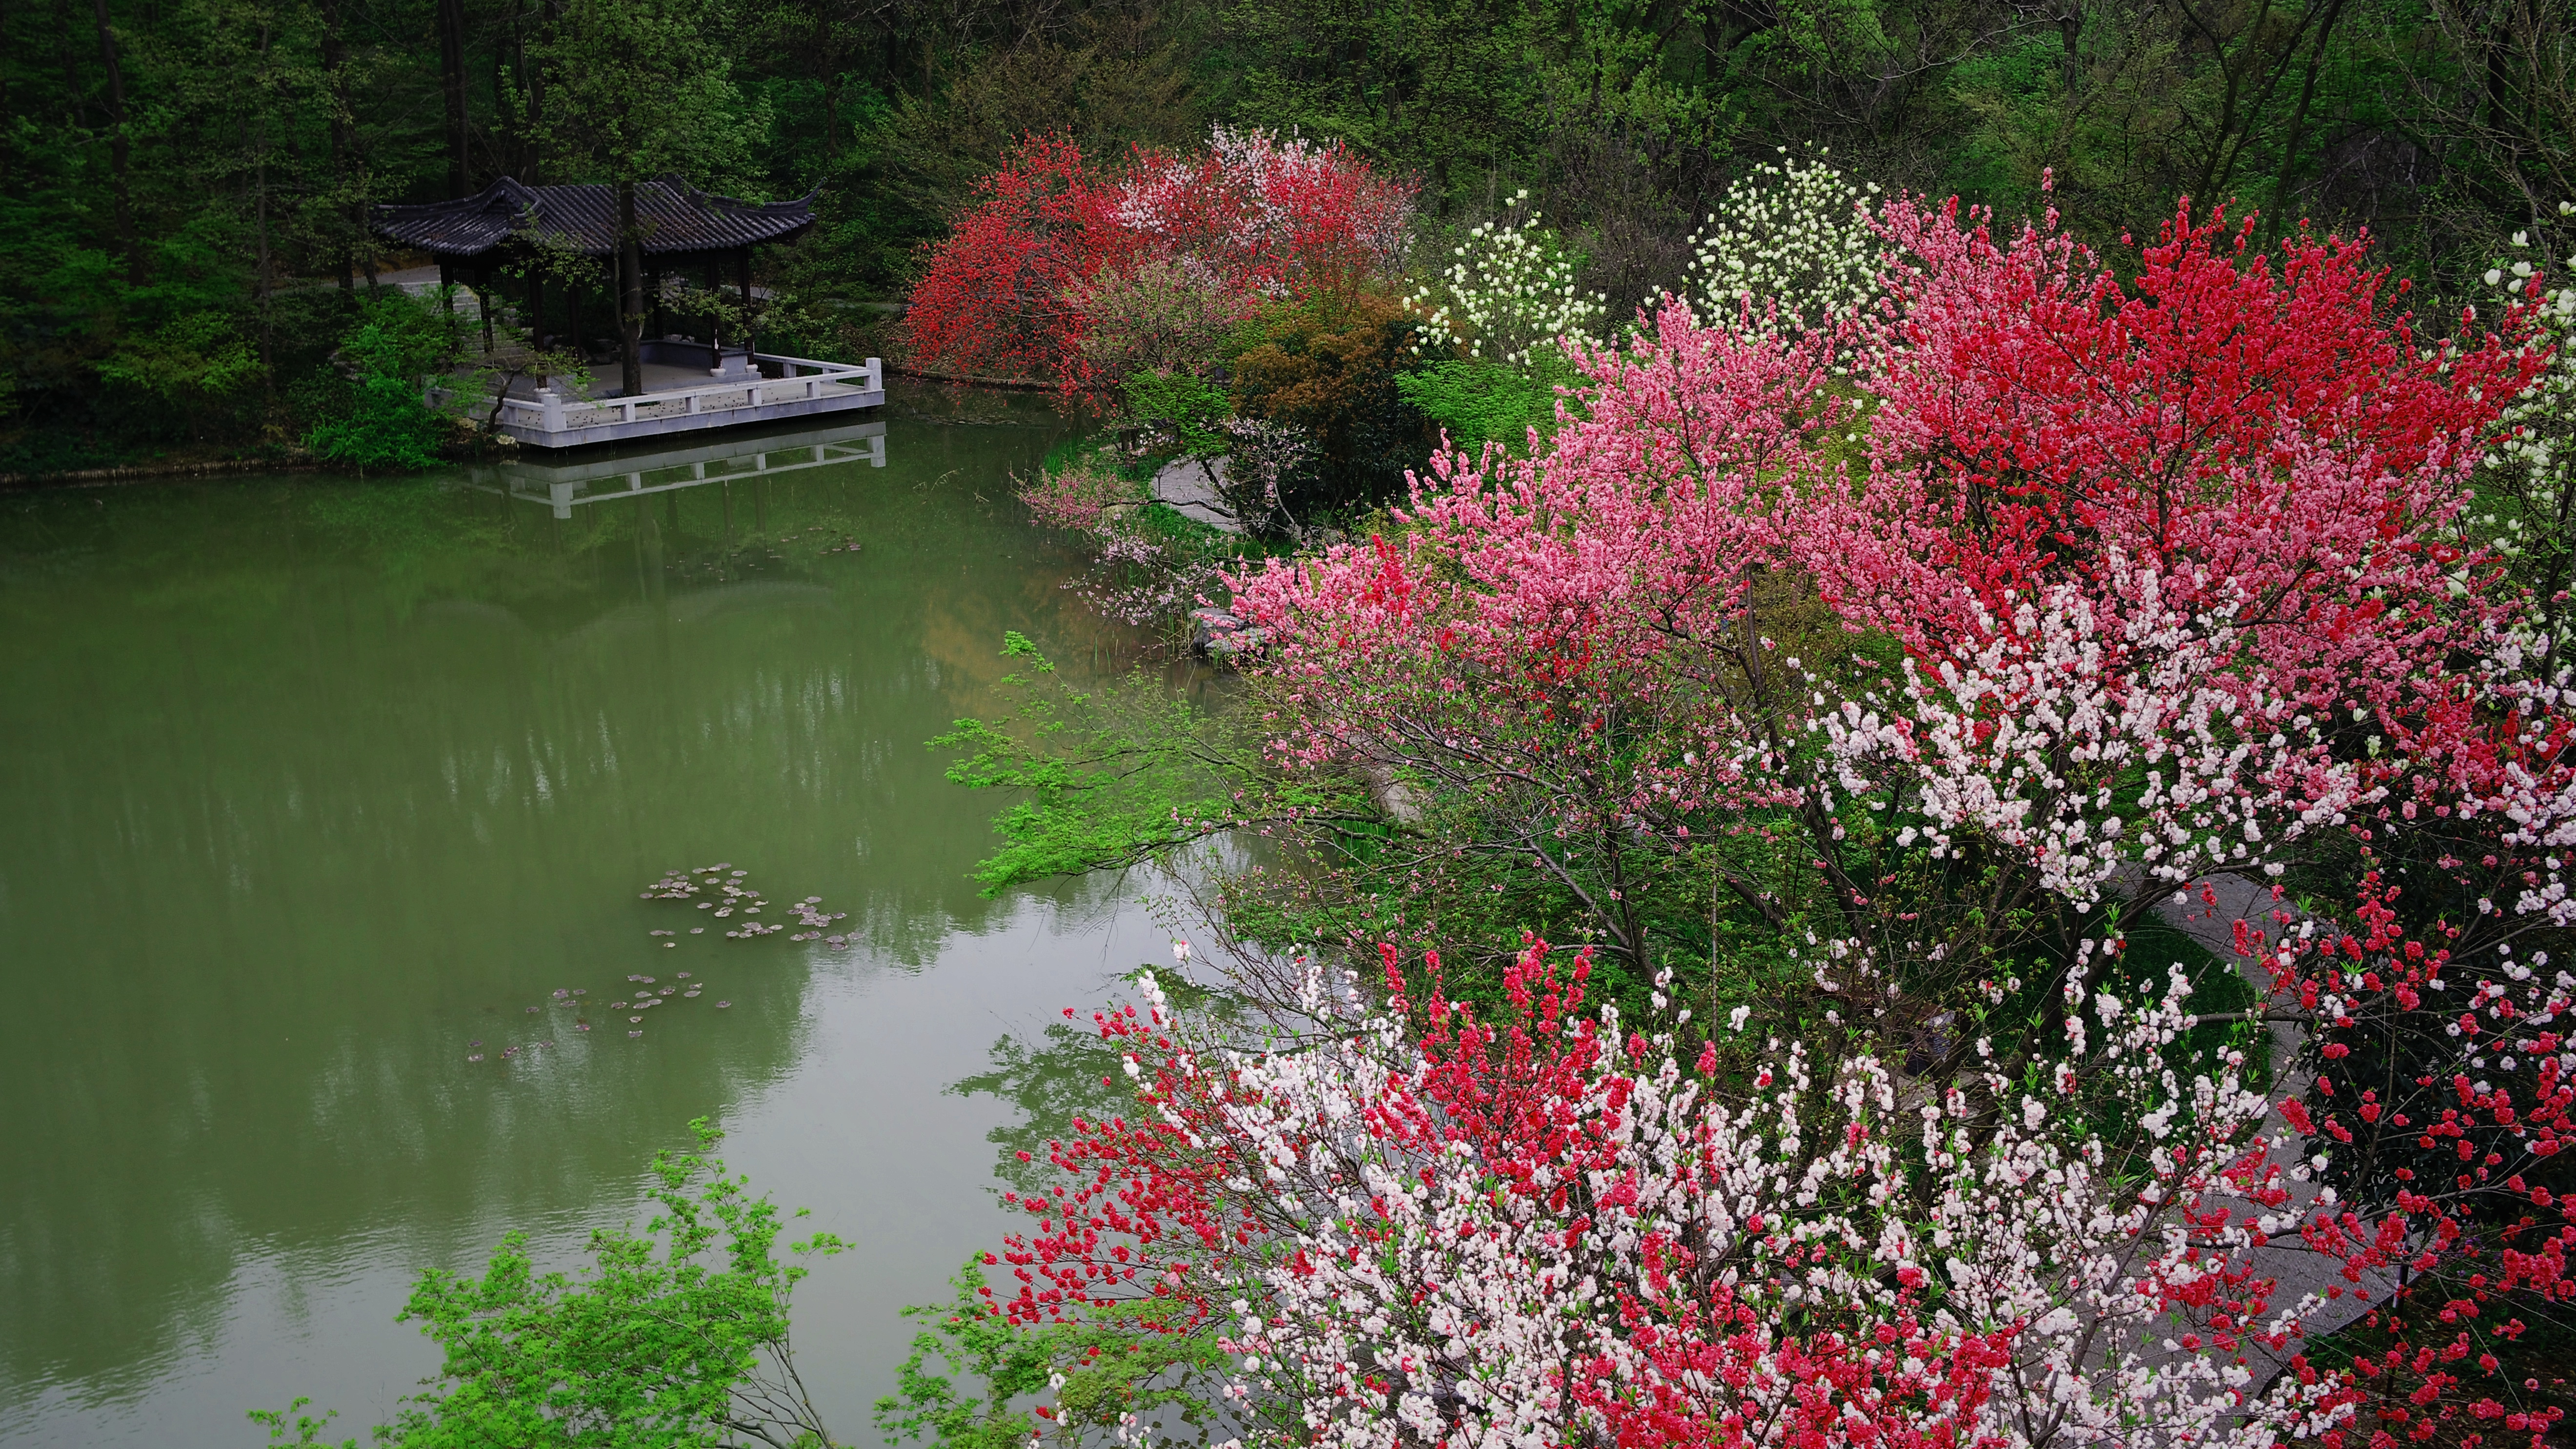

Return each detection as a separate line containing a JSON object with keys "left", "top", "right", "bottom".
{"left": 470, "top": 418, "right": 887, "bottom": 519}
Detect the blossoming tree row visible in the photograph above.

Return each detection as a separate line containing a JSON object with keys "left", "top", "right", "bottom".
{"left": 901, "top": 129, "right": 1413, "bottom": 388}
{"left": 897, "top": 188, "right": 2576, "bottom": 1449}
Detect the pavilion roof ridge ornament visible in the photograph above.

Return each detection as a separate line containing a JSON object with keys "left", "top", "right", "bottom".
{"left": 372, "top": 175, "right": 817, "bottom": 262}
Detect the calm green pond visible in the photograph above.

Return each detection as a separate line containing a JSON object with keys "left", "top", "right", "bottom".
{"left": 0, "top": 389, "right": 1181, "bottom": 1447}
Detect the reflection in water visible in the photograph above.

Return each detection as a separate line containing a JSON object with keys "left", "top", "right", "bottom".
{"left": 467, "top": 419, "right": 889, "bottom": 519}
{"left": 0, "top": 389, "right": 1175, "bottom": 1447}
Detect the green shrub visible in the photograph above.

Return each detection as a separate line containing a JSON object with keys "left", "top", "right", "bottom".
{"left": 1227, "top": 290, "right": 1436, "bottom": 517}
{"left": 1394, "top": 352, "right": 1575, "bottom": 459}
{"left": 302, "top": 291, "right": 458, "bottom": 472}
{"left": 251, "top": 1122, "right": 845, "bottom": 1448}
{"left": 95, "top": 311, "right": 261, "bottom": 442}
{"left": 1120, "top": 369, "right": 1230, "bottom": 453}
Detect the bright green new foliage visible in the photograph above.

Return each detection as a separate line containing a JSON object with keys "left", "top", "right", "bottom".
{"left": 379, "top": 1119, "right": 844, "bottom": 1448}
{"left": 1394, "top": 354, "right": 1573, "bottom": 460}
{"left": 931, "top": 634, "right": 1283, "bottom": 896}
{"left": 302, "top": 292, "right": 461, "bottom": 472}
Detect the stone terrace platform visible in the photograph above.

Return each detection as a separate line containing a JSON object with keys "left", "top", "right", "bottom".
{"left": 438, "top": 340, "right": 884, "bottom": 450}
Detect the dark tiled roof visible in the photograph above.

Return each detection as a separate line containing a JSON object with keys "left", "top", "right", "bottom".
{"left": 373, "top": 175, "right": 816, "bottom": 259}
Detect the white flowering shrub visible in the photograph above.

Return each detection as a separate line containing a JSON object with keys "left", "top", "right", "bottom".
{"left": 2479, "top": 201, "right": 2576, "bottom": 665}
{"left": 1404, "top": 192, "right": 1607, "bottom": 365}
{"left": 1686, "top": 146, "right": 1881, "bottom": 340}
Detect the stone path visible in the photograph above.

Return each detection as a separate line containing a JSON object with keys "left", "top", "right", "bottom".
{"left": 2110, "top": 874, "right": 2397, "bottom": 1410}
{"left": 1151, "top": 455, "right": 1241, "bottom": 533}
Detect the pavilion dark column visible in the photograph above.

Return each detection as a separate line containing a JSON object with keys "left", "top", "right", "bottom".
{"left": 704, "top": 257, "right": 721, "bottom": 349}
{"left": 736, "top": 248, "right": 752, "bottom": 353}
{"left": 617, "top": 178, "right": 644, "bottom": 398}
{"left": 478, "top": 265, "right": 495, "bottom": 352}
{"left": 437, "top": 258, "right": 455, "bottom": 312}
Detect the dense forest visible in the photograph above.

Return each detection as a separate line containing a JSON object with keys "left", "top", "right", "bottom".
{"left": 0, "top": 0, "right": 2568, "bottom": 472}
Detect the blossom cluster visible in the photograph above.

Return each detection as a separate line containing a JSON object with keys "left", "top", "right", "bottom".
{"left": 2480, "top": 202, "right": 2576, "bottom": 667}
{"left": 1684, "top": 146, "right": 1882, "bottom": 344}
{"left": 1402, "top": 192, "right": 1606, "bottom": 365}
{"left": 932, "top": 190, "right": 2576, "bottom": 1449}
{"left": 904, "top": 128, "right": 1413, "bottom": 389}
{"left": 1114, "top": 126, "right": 1413, "bottom": 305}
{"left": 992, "top": 912, "right": 2568, "bottom": 1449}
{"left": 2489, "top": 205, "right": 2576, "bottom": 497}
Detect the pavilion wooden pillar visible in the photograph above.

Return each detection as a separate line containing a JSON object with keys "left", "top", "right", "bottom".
{"left": 704, "top": 256, "right": 722, "bottom": 348}
{"left": 736, "top": 247, "right": 752, "bottom": 353}
{"left": 437, "top": 257, "right": 455, "bottom": 312}
{"left": 478, "top": 264, "right": 495, "bottom": 352}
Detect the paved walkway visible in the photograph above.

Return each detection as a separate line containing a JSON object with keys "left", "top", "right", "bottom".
{"left": 1151, "top": 456, "right": 1242, "bottom": 533}
{"left": 2105, "top": 873, "right": 2395, "bottom": 1418}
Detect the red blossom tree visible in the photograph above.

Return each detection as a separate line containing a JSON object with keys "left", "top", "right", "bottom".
{"left": 905, "top": 128, "right": 1415, "bottom": 390}
{"left": 902, "top": 136, "right": 1131, "bottom": 384}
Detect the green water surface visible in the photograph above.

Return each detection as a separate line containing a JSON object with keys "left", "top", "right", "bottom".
{"left": 0, "top": 390, "right": 1176, "bottom": 1446}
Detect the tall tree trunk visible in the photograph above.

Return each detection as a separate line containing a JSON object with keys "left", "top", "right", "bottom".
{"left": 90, "top": 0, "right": 140, "bottom": 283}
{"left": 321, "top": 0, "right": 354, "bottom": 287}
{"left": 2267, "top": 0, "right": 2351, "bottom": 228}
{"left": 2057, "top": 0, "right": 2082, "bottom": 93}
{"left": 58, "top": 0, "right": 82, "bottom": 123}
{"left": 0, "top": 0, "right": 13, "bottom": 175}
{"left": 619, "top": 177, "right": 644, "bottom": 398}
{"left": 438, "top": 0, "right": 470, "bottom": 196}
{"left": 512, "top": 13, "right": 538, "bottom": 177}
{"left": 255, "top": 21, "right": 275, "bottom": 377}
{"left": 523, "top": 0, "right": 552, "bottom": 182}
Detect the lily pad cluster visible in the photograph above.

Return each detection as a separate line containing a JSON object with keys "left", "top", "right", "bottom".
{"left": 643, "top": 862, "right": 850, "bottom": 940}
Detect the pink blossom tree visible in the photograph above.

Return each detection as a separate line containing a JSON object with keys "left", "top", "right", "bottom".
{"left": 912, "top": 191, "right": 2576, "bottom": 1448}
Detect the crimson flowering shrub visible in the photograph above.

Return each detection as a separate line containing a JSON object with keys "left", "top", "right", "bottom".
{"left": 904, "top": 127, "right": 1415, "bottom": 390}
{"left": 919, "top": 194, "right": 2576, "bottom": 1448}
{"left": 1830, "top": 199, "right": 2525, "bottom": 738}
{"left": 902, "top": 137, "right": 1133, "bottom": 385}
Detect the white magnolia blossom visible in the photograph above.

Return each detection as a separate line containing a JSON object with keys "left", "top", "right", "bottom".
{"left": 2483, "top": 202, "right": 2576, "bottom": 661}
{"left": 1405, "top": 192, "right": 1608, "bottom": 365}
{"left": 1685, "top": 147, "right": 1883, "bottom": 350}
